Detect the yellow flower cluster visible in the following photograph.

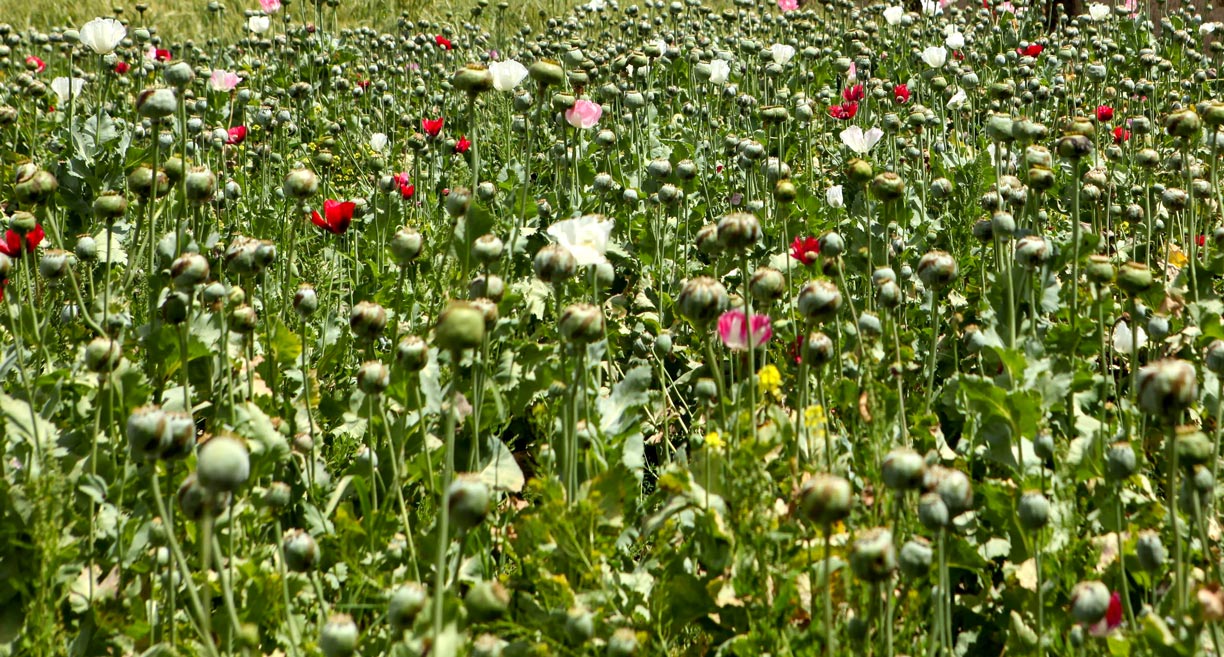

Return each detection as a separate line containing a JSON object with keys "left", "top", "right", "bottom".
{"left": 758, "top": 364, "right": 782, "bottom": 400}
{"left": 705, "top": 430, "right": 726, "bottom": 451}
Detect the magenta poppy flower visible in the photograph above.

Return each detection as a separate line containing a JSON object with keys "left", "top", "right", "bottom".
{"left": 565, "top": 99, "right": 603, "bottom": 129}
{"left": 717, "top": 309, "right": 772, "bottom": 351}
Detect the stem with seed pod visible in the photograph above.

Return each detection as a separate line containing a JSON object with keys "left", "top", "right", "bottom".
{"left": 433, "top": 359, "right": 460, "bottom": 644}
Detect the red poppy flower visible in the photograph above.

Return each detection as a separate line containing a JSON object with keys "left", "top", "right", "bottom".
{"left": 357, "top": 79, "right": 371, "bottom": 90}
{"left": 893, "top": 84, "right": 911, "bottom": 104}
{"left": 226, "top": 125, "right": 247, "bottom": 145}
{"left": 310, "top": 200, "right": 356, "bottom": 235}
{"left": 114, "top": 61, "right": 131, "bottom": 74}
{"left": 1016, "top": 44, "right": 1043, "bottom": 57}
{"left": 1112, "top": 126, "right": 1131, "bottom": 144}
{"left": 454, "top": 135, "right": 471, "bottom": 153}
{"left": 422, "top": 117, "right": 444, "bottom": 137}
{"left": 150, "top": 48, "right": 172, "bottom": 62}
{"left": 435, "top": 35, "right": 453, "bottom": 50}
{"left": 953, "top": 50, "right": 965, "bottom": 61}
{"left": 790, "top": 235, "right": 821, "bottom": 266}
{"left": 842, "top": 84, "right": 865, "bottom": 103}
{"left": 1096, "top": 105, "right": 1114, "bottom": 122}
{"left": 828, "top": 102, "right": 859, "bottom": 120}
{"left": 1197, "top": 234, "right": 1207, "bottom": 248}
{"left": 393, "top": 172, "right": 415, "bottom": 199}
{"left": 25, "top": 56, "right": 46, "bottom": 73}
{"left": 0, "top": 225, "right": 45, "bottom": 257}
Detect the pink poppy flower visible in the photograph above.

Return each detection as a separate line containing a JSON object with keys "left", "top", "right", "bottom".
{"left": 777, "top": 0, "right": 799, "bottom": 10}
{"left": 565, "top": 99, "right": 603, "bottom": 129}
{"left": 260, "top": 0, "right": 281, "bottom": 13}
{"left": 718, "top": 309, "right": 772, "bottom": 351}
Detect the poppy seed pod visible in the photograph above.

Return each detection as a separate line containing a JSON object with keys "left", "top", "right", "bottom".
{"left": 319, "top": 614, "right": 359, "bottom": 657}
{"left": 294, "top": 284, "right": 319, "bottom": 318}
{"left": 454, "top": 63, "right": 494, "bottom": 94}
{"left": 128, "top": 166, "right": 170, "bottom": 198}
{"left": 387, "top": 583, "right": 429, "bottom": 631}
{"left": 533, "top": 244, "right": 577, "bottom": 283}
{"left": 1069, "top": 581, "right": 1112, "bottom": 625}
{"left": 695, "top": 224, "right": 723, "bottom": 256}
{"left": 14, "top": 168, "right": 58, "bottom": 204}
{"left": 917, "top": 250, "right": 958, "bottom": 290}
{"left": 349, "top": 301, "right": 387, "bottom": 342}
{"left": 1136, "top": 531, "right": 1167, "bottom": 572}
{"left": 559, "top": 303, "right": 605, "bottom": 344}
{"left": 795, "top": 474, "right": 853, "bottom": 526}
{"left": 283, "top": 529, "right": 320, "bottom": 572}
{"left": 1017, "top": 491, "right": 1050, "bottom": 530}
{"left": 471, "top": 234, "right": 504, "bottom": 264}
{"left": 899, "top": 538, "right": 934, "bottom": 579}
{"left": 928, "top": 466, "right": 973, "bottom": 516}
{"left": 470, "top": 274, "right": 506, "bottom": 302}
{"left": 1176, "top": 426, "right": 1213, "bottom": 468}
{"left": 716, "top": 212, "right": 761, "bottom": 250}
{"left": 820, "top": 232, "right": 845, "bottom": 257}
{"left": 395, "top": 335, "right": 429, "bottom": 372}
{"left": 802, "top": 331, "right": 835, "bottom": 367}
{"left": 84, "top": 336, "right": 123, "bottom": 372}
{"left": 434, "top": 300, "right": 485, "bottom": 352}
{"left": 465, "top": 580, "right": 511, "bottom": 621}
{"left": 1166, "top": 108, "right": 1202, "bottom": 138}
{"left": 850, "top": 528, "right": 897, "bottom": 582}
{"left": 93, "top": 191, "right": 128, "bottom": 221}
{"left": 357, "top": 360, "right": 390, "bottom": 396}
{"left": 1137, "top": 359, "right": 1198, "bottom": 418}
{"left": 184, "top": 168, "right": 216, "bottom": 203}
{"left": 749, "top": 267, "right": 786, "bottom": 301}
{"left": 846, "top": 157, "right": 874, "bottom": 183}
{"left": 136, "top": 87, "right": 177, "bottom": 119}
{"left": 1117, "top": 261, "right": 1154, "bottom": 295}
{"left": 127, "top": 405, "right": 169, "bottom": 460}
{"left": 797, "top": 279, "right": 842, "bottom": 323}
{"left": 171, "top": 253, "right": 210, "bottom": 290}
{"left": 445, "top": 187, "right": 472, "bottom": 218}
{"left": 229, "top": 304, "right": 258, "bottom": 333}
{"left": 177, "top": 472, "right": 231, "bottom": 521}
{"left": 528, "top": 59, "right": 566, "bottom": 86}
{"left": 917, "top": 492, "right": 950, "bottom": 530}
{"left": 1015, "top": 235, "right": 1051, "bottom": 268}
{"left": 390, "top": 227, "right": 424, "bottom": 264}
{"left": 1056, "top": 134, "right": 1093, "bottom": 159}
{"left": 38, "top": 249, "right": 72, "bottom": 280}
{"left": 75, "top": 235, "right": 98, "bottom": 262}
{"left": 1205, "top": 340, "right": 1224, "bottom": 375}
{"left": 677, "top": 276, "right": 729, "bottom": 325}
{"left": 1085, "top": 255, "right": 1115, "bottom": 285}
{"left": 1105, "top": 442, "right": 1137, "bottom": 481}
{"left": 283, "top": 168, "right": 319, "bottom": 199}
{"left": 164, "top": 61, "right": 194, "bottom": 88}
{"left": 882, "top": 448, "right": 926, "bottom": 491}
{"left": 774, "top": 179, "right": 797, "bottom": 202}
{"left": 196, "top": 435, "right": 250, "bottom": 493}
{"left": 1203, "top": 101, "right": 1224, "bottom": 127}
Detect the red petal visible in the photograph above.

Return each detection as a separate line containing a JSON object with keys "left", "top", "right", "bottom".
{"left": 310, "top": 210, "right": 328, "bottom": 231}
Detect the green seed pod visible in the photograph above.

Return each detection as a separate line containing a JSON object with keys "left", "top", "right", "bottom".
{"left": 283, "top": 168, "right": 319, "bottom": 199}
{"left": 795, "top": 474, "right": 853, "bottom": 526}
{"left": 1069, "top": 581, "right": 1111, "bottom": 625}
{"left": 882, "top": 448, "right": 926, "bottom": 491}
{"left": 899, "top": 537, "right": 934, "bottom": 579}
{"left": 171, "top": 253, "right": 210, "bottom": 290}
{"left": 677, "top": 276, "right": 729, "bottom": 325}
{"left": 930, "top": 466, "right": 973, "bottom": 517}
{"left": 229, "top": 304, "right": 258, "bottom": 333}
{"left": 1205, "top": 340, "right": 1224, "bottom": 375}
{"left": 293, "top": 284, "right": 319, "bottom": 319}
{"left": 164, "top": 61, "right": 195, "bottom": 88}
{"left": 1176, "top": 426, "right": 1213, "bottom": 468}
{"left": 1136, "top": 359, "right": 1198, "bottom": 418}
{"left": 434, "top": 301, "right": 485, "bottom": 352}
{"left": 559, "top": 302, "right": 605, "bottom": 344}
{"left": 395, "top": 336, "right": 429, "bottom": 372}
{"left": 528, "top": 59, "right": 566, "bottom": 87}
{"left": 184, "top": 167, "right": 216, "bottom": 203}
{"left": 846, "top": 157, "right": 874, "bottom": 183}
{"left": 387, "top": 583, "right": 429, "bottom": 631}
{"left": 749, "top": 267, "right": 786, "bottom": 302}
{"left": 716, "top": 212, "right": 761, "bottom": 250}
{"left": 93, "top": 191, "right": 128, "bottom": 221}
{"left": 917, "top": 250, "right": 958, "bottom": 290}
{"left": 453, "top": 63, "right": 494, "bottom": 94}
{"left": 127, "top": 405, "right": 169, "bottom": 460}
{"left": 1105, "top": 442, "right": 1137, "bottom": 481}
{"left": 283, "top": 529, "right": 321, "bottom": 572}
{"left": 14, "top": 168, "right": 58, "bottom": 204}
{"left": 870, "top": 172, "right": 907, "bottom": 202}
{"left": 796, "top": 279, "right": 842, "bottom": 323}
{"left": 850, "top": 528, "right": 897, "bottom": 582}
{"left": 357, "top": 360, "right": 390, "bottom": 396}
{"left": 802, "top": 331, "right": 835, "bottom": 367}
{"left": 389, "top": 226, "right": 424, "bottom": 264}
{"left": 136, "top": 87, "right": 177, "bottom": 119}
{"left": 1116, "top": 261, "right": 1154, "bottom": 295}
{"left": 161, "top": 291, "right": 191, "bottom": 324}
{"left": 38, "top": 249, "right": 72, "bottom": 280}
{"left": 471, "top": 234, "right": 504, "bottom": 265}
{"left": 1085, "top": 255, "right": 1115, "bottom": 285}
{"left": 1017, "top": 491, "right": 1050, "bottom": 530}
{"left": 196, "top": 435, "right": 250, "bottom": 493}
{"left": 1166, "top": 108, "right": 1202, "bottom": 138}
{"left": 464, "top": 580, "right": 511, "bottom": 621}
{"left": 128, "top": 166, "right": 170, "bottom": 198}
{"left": 533, "top": 244, "right": 577, "bottom": 283}
{"left": 177, "top": 472, "right": 231, "bottom": 521}
{"left": 84, "top": 336, "right": 123, "bottom": 372}
{"left": 1135, "top": 531, "right": 1167, "bottom": 572}
{"left": 820, "top": 232, "right": 845, "bottom": 257}
{"left": 319, "top": 614, "right": 359, "bottom": 657}
{"left": 1015, "top": 235, "right": 1051, "bottom": 269}
{"left": 350, "top": 300, "right": 388, "bottom": 342}
{"left": 470, "top": 274, "right": 506, "bottom": 302}
{"left": 1056, "top": 134, "right": 1093, "bottom": 159}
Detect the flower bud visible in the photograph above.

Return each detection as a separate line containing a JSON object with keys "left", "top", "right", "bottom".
{"left": 357, "top": 360, "right": 390, "bottom": 396}
{"left": 882, "top": 448, "right": 926, "bottom": 491}
{"left": 196, "top": 435, "right": 250, "bottom": 493}
{"left": 464, "top": 580, "right": 510, "bottom": 621}
{"left": 319, "top": 614, "right": 359, "bottom": 657}
{"left": 796, "top": 279, "right": 842, "bottom": 323}
{"left": 559, "top": 303, "right": 605, "bottom": 344}
{"left": 434, "top": 300, "right": 485, "bottom": 352}
{"left": 850, "top": 528, "right": 897, "bottom": 582}
{"left": 388, "top": 583, "right": 429, "bottom": 630}
{"left": 283, "top": 168, "right": 319, "bottom": 199}
{"left": 1069, "top": 581, "right": 1111, "bottom": 625}
{"left": 716, "top": 212, "right": 761, "bottom": 250}
{"left": 795, "top": 474, "right": 853, "bottom": 526}
{"left": 1136, "top": 359, "right": 1198, "bottom": 418}
{"left": 350, "top": 301, "right": 387, "bottom": 341}
{"left": 294, "top": 284, "right": 318, "bottom": 318}
{"left": 390, "top": 227, "right": 424, "bottom": 264}
{"left": 534, "top": 244, "right": 577, "bottom": 283}
{"left": 677, "top": 276, "right": 729, "bottom": 325}
{"left": 283, "top": 529, "right": 320, "bottom": 572}
{"left": 917, "top": 250, "right": 958, "bottom": 290}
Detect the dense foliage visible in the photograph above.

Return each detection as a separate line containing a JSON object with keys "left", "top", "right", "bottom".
{"left": 3, "top": 0, "right": 1224, "bottom": 655}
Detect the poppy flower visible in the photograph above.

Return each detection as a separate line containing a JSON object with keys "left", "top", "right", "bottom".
{"left": 1112, "top": 126, "right": 1131, "bottom": 143}
{"left": 435, "top": 35, "right": 453, "bottom": 50}
{"left": 392, "top": 172, "right": 415, "bottom": 199}
{"left": 25, "top": 56, "right": 46, "bottom": 73}
{"left": 310, "top": 200, "right": 356, "bottom": 235}
{"left": 952, "top": 50, "right": 965, "bottom": 61}
{"left": 1016, "top": 44, "right": 1043, "bottom": 57}
{"left": 828, "top": 101, "right": 859, "bottom": 120}
{"left": 114, "top": 61, "right": 131, "bottom": 75}
{"left": 225, "top": 126, "right": 247, "bottom": 145}
{"left": 1197, "top": 234, "right": 1207, "bottom": 248}
{"left": 0, "top": 225, "right": 45, "bottom": 258}
{"left": 422, "top": 117, "right": 444, "bottom": 137}
{"left": 717, "top": 310, "right": 773, "bottom": 351}
{"left": 842, "top": 84, "right": 865, "bottom": 103}
{"left": 790, "top": 235, "right": 821, "bottom": 266}
{"left": 1096, "top": 105, "right": 1114, "bottom": 122}
{"left": 454, "top": 135, "right": 471, "bottom": 153}
{"left": 1088, "top": 592, "right": 1124, "bottom": 637}
{"left": 146, "top": 46, "right": 172, "bottom": 62}
{"left": 893, "top": 84, "right": 911, "bottom": 104}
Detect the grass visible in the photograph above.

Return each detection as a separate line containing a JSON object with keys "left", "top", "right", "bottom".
{"left": 0, "top": 0, "right": 570, "bottom": 40}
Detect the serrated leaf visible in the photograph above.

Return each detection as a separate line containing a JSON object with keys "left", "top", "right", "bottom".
{"left": 478, "top": 438, "right": 524, "bottom": 492}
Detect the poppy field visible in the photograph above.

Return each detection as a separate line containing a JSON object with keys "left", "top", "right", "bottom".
{"left": 4, "top": 0, "right": 1224, "bottom": 655}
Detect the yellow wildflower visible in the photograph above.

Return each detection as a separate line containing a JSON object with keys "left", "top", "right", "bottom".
{"left": 758, "top": 364, "right": 782, "bottom": 399}
{"left": 705, "top": 431, "right": 725, "bottom": 451}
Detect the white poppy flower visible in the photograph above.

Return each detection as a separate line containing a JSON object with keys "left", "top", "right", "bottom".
{"left": 248, "top": 15, "right": 271, "bottom": 33}
{"left": 79, "top": 17, "right": 126, "bottom": 55}
{"left": 770, "top": 43, "right": 796, "bottom": 65}
{"left": 920, "top": 46, "right": 948, "bottom": 69}
{"left": 945, "top": 30, "right": 965, "bottom": 49}
{"left": 709, "top": 59, "right": 731, "bottom": 84}
{"left": 1201, "top": 22, "right": 1219, "bottom": 35}
{"left": 1112, "top": 321, "right": 1148, "bottom": 356}
{"left": 51, "top": 77, "right": 86, "bottom": 104}
{"left": 827, "top": 185, "right": 845, "bottom": 208}
{"left": 840, "top": 125, "right": 884, "bottom": 155}
{"left": 947, "top": 88, "right": 968, "bottom": 109}
{"left": 369, "top": 132, "right": 388, "bottom": 152}
{"left": 1087, "top": 3, "right": 1110, "bottom": 20}
{"left": 547, "top": 215, "right": 614, "bottom": 266}
{"left": 489, "top": 59, "right": 528, "bottom": 92}
{"left": 883, "top": 5, "right": 905, "bottom": 24}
